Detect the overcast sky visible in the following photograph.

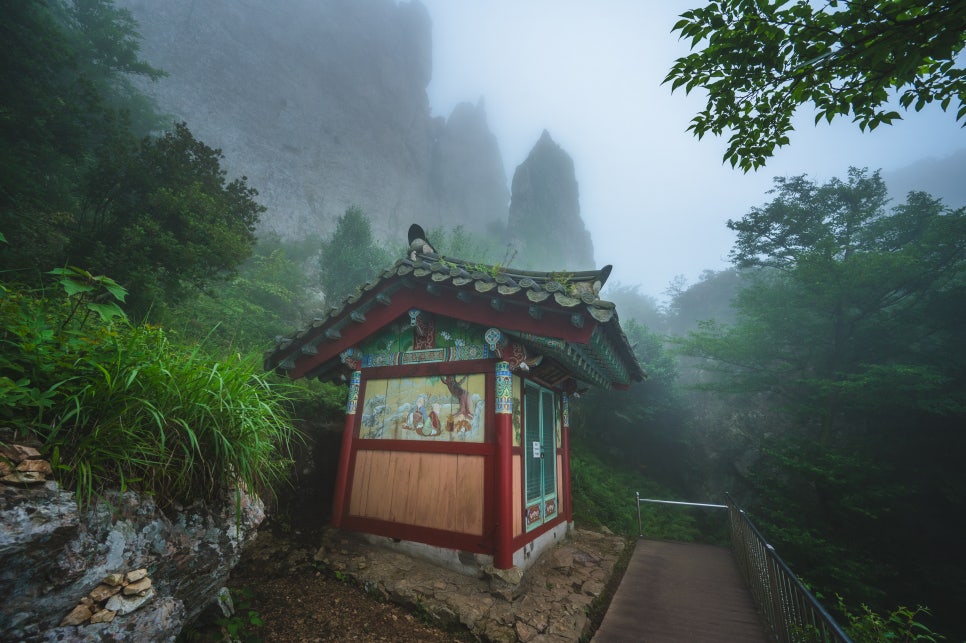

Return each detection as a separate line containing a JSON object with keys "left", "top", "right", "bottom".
{"left": 417, "top": 0, "right": 965, "bottom": 300}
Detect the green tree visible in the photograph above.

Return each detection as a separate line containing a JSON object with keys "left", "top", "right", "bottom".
{"left": 0, "top": 0, "right": 165, "bottom": 273}
{"left": 665, "top": 1, "right": 966, "bottom": 170}
{"left": 317, "top": 207, "right": 391, "bottom": 303}
{"left": 665, "top": 268, "right": 745, "bottom": 336}
{"left": 70, "top": 123, "right": 264, "bottom": 318}
{"left": 161, "top": 237, "right": 313, "bottom": 352}
{"left": 679, "top": 168, "right": 966, "bottom": 632}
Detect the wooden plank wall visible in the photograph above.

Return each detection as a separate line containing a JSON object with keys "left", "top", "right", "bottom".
{"left": 348, "top": 450, "right": 484, "bottom": 535}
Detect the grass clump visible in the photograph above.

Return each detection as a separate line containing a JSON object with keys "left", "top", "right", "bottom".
{"left": 1, "top": 275, "right": 298, "bottom": 508}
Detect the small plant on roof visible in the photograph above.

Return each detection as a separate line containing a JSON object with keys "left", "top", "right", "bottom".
{"left": 548, "top": 271, "right": 577, "bottom": 295}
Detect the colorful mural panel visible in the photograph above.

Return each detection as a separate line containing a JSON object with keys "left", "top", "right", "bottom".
{"left": 360, "top": 374, "right": 486, "bottom": 442}
{"left": 512, "top": 375, "right": 522, "bottom": 446}
{"left": 356, "top": 314, "right": 492, "bottom": 368}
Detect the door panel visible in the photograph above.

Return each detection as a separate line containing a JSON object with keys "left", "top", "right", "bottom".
{"left": 524, "top": 382, "right": 558, "bottom": 531}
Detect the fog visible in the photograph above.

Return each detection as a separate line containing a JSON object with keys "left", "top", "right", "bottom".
{"left": 419, "top": 0, "right": 966, "bottom": 299}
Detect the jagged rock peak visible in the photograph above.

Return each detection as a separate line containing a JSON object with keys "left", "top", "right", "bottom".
{"left": 431, "top": 99, "right": 509, "bottom": 232}
{"left": 508, "top": 131, "right": 595, "bottom": 271}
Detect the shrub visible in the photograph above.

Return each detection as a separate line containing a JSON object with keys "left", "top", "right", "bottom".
{"left": 1, "top": 276, "right": 298, "bottom": 508}
{"left": 570, "top": 443, "right": 701, "bottom": 540}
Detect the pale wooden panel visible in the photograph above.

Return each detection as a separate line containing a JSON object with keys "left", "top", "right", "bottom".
{"left": 431, "top": 453, "right": 457, "bottom": 531}
{"left": 389, "top": 451, "right": 419, "bottom": 524}
{"left": 351, "top": 451, "right": 484, "bottom": 535}
{"left": 409, "top": 453, "right": 443, "bottom": 529}
{"left": 383, "top": 451, "right": 401, "bottom": 522}
{"left": 363, "top": 451, "right": 394, "bottom": 519}
{"left": 357, "top": 451, "right": 392, "bottom": 520}
{"left": 348, "top": 450, "right": 373, "bottom": 516}
{"left": 453, "top": 455, "right": 484, "bottom": 535}
{"left": 513, "top": 454, "right": 522, "bottom": 536}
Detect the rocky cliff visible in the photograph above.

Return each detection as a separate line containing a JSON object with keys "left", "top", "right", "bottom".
{"left": 508, "top": 131, "right": 595, "bottom": 270}
{"left": 118, "top": 0, "right": 508, "bottom": 241}
{"left": 0, "top": 472, "right": 263, "bottom": 641}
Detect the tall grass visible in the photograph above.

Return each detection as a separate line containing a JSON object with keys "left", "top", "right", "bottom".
{"left": 1, "top": 283, "right": 298, "bottom": 508}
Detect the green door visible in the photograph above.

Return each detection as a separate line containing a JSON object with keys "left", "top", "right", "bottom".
{"left": 523, "top": 381, "right": 558, "bottom": 532}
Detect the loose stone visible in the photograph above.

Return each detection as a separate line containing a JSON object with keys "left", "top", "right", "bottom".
{"left": 125, "top": 568, "right": 149, "bottom": 583}
{"left": 88, "top": 584, "right": 120, "bottom": 602}
{"left": 123, "top": 577, "right": 153, "bottom": 596}
{"left": 90, "top": 609, "right": 117, "bottom": 624}
{"left": 59, "top": 605, "right": 93, "bottom": 627}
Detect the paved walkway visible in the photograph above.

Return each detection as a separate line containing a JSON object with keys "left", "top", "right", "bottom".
{"left": 593, "top": 539, "right": 771, "bottom": 642}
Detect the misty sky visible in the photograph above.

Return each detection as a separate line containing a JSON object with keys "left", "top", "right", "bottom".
{"left": 418, "top": 1, "right": 965, "bottom": 300}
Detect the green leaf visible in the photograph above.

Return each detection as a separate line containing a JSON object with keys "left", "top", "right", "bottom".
{"left": 86, "top": 301, "right": 128, "bottom": 323}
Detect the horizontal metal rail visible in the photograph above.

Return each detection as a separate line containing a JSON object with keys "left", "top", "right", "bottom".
{"left": 635, "top": 491, "right": 852, "bottom": 643}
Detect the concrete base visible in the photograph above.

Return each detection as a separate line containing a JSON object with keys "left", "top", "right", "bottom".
{"left": 360, "top": 533, "right": 493, "bottom": 577}
{"left": 357, "top": 520, "right": 572, "bottom": 577}
{"left": 513, "top": 521, "right": 572, "bottom": 571}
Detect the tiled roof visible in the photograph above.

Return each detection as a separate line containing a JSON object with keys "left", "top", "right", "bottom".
{"left": 264, "top": 252, "right": 645, "bottom": 387}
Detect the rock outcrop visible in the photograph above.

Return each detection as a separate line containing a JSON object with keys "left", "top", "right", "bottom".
{"left": 508, "top": 131, "right": 595, "bottom": 271}
{"left": 310, "top": 526, "right": 626, "bottom": 642}
{"left": 118, "top": 0, "right": 509, "bottom": 242}
{"left": 0, "top": 468, "right": 264, "bottom": 642}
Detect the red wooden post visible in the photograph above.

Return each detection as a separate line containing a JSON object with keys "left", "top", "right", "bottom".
{"left": 331, "top": 371, "right": 361, "bottom": 528}
{"left": 494, "top": 361, "right": 514, "bottom": 569}
{"left": 561, "top": 393, "right": 573, "bottom": 522}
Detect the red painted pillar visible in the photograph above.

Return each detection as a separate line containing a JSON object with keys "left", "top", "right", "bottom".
{"left": 561, "top": 393, "right": 573, "bottom": 523}
{"left": 331, "top": 370, "right": 361, "bottom": 528}
{"left": 494, "top": 361, "right": 514, "bottom": 569}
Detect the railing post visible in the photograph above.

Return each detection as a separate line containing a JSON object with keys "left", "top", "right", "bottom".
{"left": 636, "top": 491, "right": 642, "bottom": 537}
{"left": 766, "top": 544, "right": 786, "bottom": 643}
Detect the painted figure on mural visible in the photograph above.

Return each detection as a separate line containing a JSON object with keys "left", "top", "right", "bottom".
{"left": 405, "top": 394, "right": 427, "bottom": 431}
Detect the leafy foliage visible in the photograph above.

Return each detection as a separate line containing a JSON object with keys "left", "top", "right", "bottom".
{"left": 570, "top": 443, "right": 700, "bottom": 540}
{"left": 0, "top": 277, "right": 298, "bottom": 508}
{"left": 71, "top": 122, "right": 264, "bottom": 318}
{"left": 838, "top": 598, "right": 945, "bottom": 642}
{"left": 0, "top": 0, "right": 166, "bottom": 271}
{"left": 0, "top": 2, "right": 263, "bottom": 319}
{"left": 676, "top": 168, "right": 966, "bottom": 631}
{"left": 665, "top": 1, "right": 966, "bottom": 170}
{"left": 159, "top": 236, "right": 313, "bottom": 353}
{"left": 318, "top": 207, "right": 392, "bottom": 303}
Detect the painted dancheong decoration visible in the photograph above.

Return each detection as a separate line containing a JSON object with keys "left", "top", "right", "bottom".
{"left": 265, "top": 223, "right": 644, "bottom": 572}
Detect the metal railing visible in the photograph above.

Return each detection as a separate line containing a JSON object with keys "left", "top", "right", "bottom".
{"left": 635, "top": 492, "right": 852, "bottom": 643}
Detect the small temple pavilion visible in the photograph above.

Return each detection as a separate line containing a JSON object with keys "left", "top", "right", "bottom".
{"left": 264, "top": 225, "right": 644, "bottom": 573}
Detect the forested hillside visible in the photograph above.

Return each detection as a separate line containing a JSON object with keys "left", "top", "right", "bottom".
{"left": 3, "top": 1, "right": 964, "bottom": 641}
{"left": 581, "top": 169, "right": 966, "bottom": 639}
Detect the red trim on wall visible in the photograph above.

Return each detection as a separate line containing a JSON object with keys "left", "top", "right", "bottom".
{"left": 362, "top": 359, "right": 496, "bottom": 381}
{"left": 494, "top": 408, "right": 514, "bottom": 569}
{"left": 354, "top": 440, "right": 495, "bottom": 456}
{"left": 330, "top": 410, "right": 355, "bottom": 529}
{"left": 511, "top": 513, "right": 567, "bottom": 550}
{"left": 561, "top": 430, "right": 572, "bottom": 523}
{"left": 341, "top": 516, "right": 495, "bottom": 555}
